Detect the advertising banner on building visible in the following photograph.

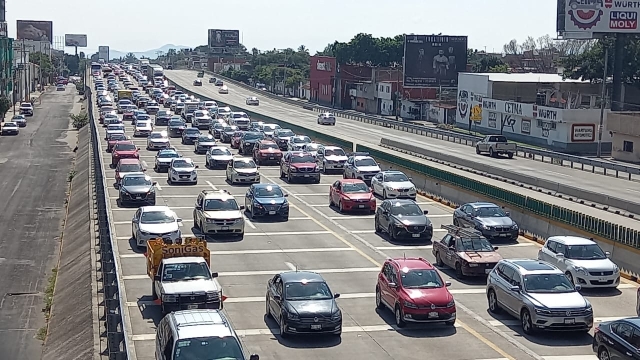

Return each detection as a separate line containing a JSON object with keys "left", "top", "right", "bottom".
{"left": 571, "top": 123, "right": 596, "bottom": 142}
{"left": 16, "top": 20, "right": 53, "bottom": 43}
{"left": 208, "top": 29, "right": 240, "bottom": 48}
{"left": 403, "top": 34, "right": 467, "bottom": 87}
{"left": 65, "top": 34, "right": 87, "bottom": 47}
{"left": 98, "top": 46, "right": 109, "bottom": 61}
{"left": 469, "top": 92, "right": 484, "bottom": 123}
{"left": 558, "top": 0, "right": 640, "bottom": 38}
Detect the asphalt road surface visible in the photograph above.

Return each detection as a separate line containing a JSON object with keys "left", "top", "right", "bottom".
{"left": 165, "top": 70, "right": 640, "bottom": 208}
{"left": 98, "top": 76, "right": 639, "bottom": 360}
{"left": 0, "top": 85, "right": 77, "bottom": 358}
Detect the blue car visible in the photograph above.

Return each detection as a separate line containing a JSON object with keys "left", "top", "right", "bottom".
{"left": 244, "top": 184, "right": 289, "bottom": 221}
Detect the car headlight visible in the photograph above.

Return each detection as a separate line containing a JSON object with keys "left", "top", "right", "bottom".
{"left": 171, "top": 169, "right": 178, "bottom": 175}
{"left": 253, "top": 202, "right": 263, "bottom": 208}
{"left": 511, "top": 223, "right": 519, "bottom": 229}
{"left": 163, "top": 294, "right": 177, "bottom": 302}
{"left": 574, "top": 266, "right": 588, "bottom": 276}
{"left": 331, "top": 310, "right": 341, "bottom": 321}
{"left": 140, "top": 230, "right": 150, "bottom": 235}
{"left": 191, "top": 170, "right": 197, "bottom": 175}
{"left": 206, "top": 291, "right": 218, "bottom": 300}
{"left": 613, "top": 264, "right": 620, "bottom": 273}
{"left": 534, "top": 307, "right": 551, "bottom": 315}
{"left": 482, "top": 224, "right": 491, "bottom": 230}
{"left": 282, "top": 201, "right": 289, "bottom": 207}
{"left": 290, "top": 167, "right": 298, "bottom": 172}
{"left": 403, "top": 301, "right": 419, "bottom": 309}
{"left": 446, "top": 300, "right": 455, "bottom": 308}
{"left": 287, "top": 311, "right": 299, "bottom": 320}
{"left": 410, "top": 187, "right": 416, "bottom": 191}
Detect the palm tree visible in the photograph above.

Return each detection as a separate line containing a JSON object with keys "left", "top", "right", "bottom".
{"left": 297, "top": 45, "right": 308, "bottom": 53}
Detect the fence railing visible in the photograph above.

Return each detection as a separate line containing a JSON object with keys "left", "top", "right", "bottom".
{"left": 87, "top": 87, "right": 131, "bottom": 360}
{"left": 194, "top": 70, "right": 640, "bottom": 181}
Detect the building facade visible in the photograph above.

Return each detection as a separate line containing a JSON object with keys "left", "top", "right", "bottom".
{"left": 309, "top": 55, "right": 336, "bottom": 106}
{"left": 607, "top": 112, "right": 640, "bottom": 163}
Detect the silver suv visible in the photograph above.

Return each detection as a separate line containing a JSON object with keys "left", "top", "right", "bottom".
{"left": 194, "top": 190, "right": 245, "bottom": 238}
{"left": 486, "top": 259, "right": 593, "bottom": 335}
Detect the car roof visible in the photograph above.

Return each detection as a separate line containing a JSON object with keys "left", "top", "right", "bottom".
{"left": 118, "top": 158, "right": 141, "bottom": 164}
{"left": 289, "top": 151, "right": 313, "bottom": 156}
{"left": 388, "top": 257, "right": 435, "bottom": 270}
{"left": 258, "top": 140, "right": 277, "bottom": 144}
{"left": 380, "top": 170, "right": 404, "bottom": 175}
{"left": 253, "top": 183, "right": 281, "bottom": 190}
{"left": 323, "top": 146, "right": 342, "bottom": 150}
{"left": 280, "top": 271, "right": 324, "bottom": 283}
{"left": 547, "top": 236, "right": 596, "bottom": 246}
{"left": 164, "top": 256, "right": 206, "bottom": 265}
{"left": 469, "top": 202, "right": 498, "bottom": 208}
{"left": 114, "top": 140, "right": 134, "bottom": 145}
{"left": 503, "top": 259, "right": 561, "bottom": 274}
{"left": 140, "top": 205, "right": 172, "bottom": 212}
{"left": 121, "top": 172, "right": 147, "bottom": 178}
{"left": 233, "top": 157, "right": 254, "bottom": 162}
{"left": 384, "top": 199, "right": 417, "bottom": 206}
{"left": 170, "top": 310, "right": 234, "bottom": 340}
{"left": 622, "top": 318, "right": 640, "bottom": 327}
{"left": 339, "top": 178, "right": 366, "bottom": 184}
{"left": 202, "top": 189, "right": 235, "bottom": 200}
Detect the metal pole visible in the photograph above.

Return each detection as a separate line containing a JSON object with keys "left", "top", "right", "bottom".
{"left": 395, "top": 67, "right": 399, "bottom": 121}
{"left": 597, "top": 46, "right": 609, "bottom": 158}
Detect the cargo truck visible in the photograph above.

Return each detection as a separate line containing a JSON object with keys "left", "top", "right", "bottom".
{"left": 117, "top": 89, "right": 133, "bottom": 101}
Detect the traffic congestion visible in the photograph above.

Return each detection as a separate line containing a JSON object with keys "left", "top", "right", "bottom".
{"left": 93, "top": 61, "right": 640, "bottom": 360}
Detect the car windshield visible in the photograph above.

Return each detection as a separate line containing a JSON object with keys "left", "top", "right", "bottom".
{"left": 325, "top": 149, "right": 346, "bottom": 156}
{"left": 158, "top": 152, "right": 179, "bottom": 158}
{"left": 226, "top": 127, "right": 238, "bottom": 132}
{"left": 118, "top": 164, "right": 142, "bottom": 172}
{"left": 185, "top": 129, "right": 200, "bottom": 135}
{"left": 384, "top": 173, "right": 409, "bottom": 182}
{"left": 475, "top": 206, "right": 506, "bottom": 217}
{"left": 400, "top": 269, "right": 444, "bottom": 289}
{"left": 285, "top": 281, "right": 332, "bottom": 301}
{"left": 140, "top": 210, "right": 175, "bottom": 224}
{"left": 173, "top": 336, "right": 243, "bottom": 360}
{"left": 137, "top": 115, "right": 149, "bottom": 120}
{"left": 260, "top": 143, "right": 279, "bottom": 150}
{"left": 343, "top": 182, "right": 370, "bottom": 193}
{"left": 137, "top": 122, "right": 151, "bottom": 128}
{"left": 149, "top": 133, "right": 165, "bottom": 139}
{"left": 290, "top": 155, "right": 315, "bottom": 163}
{"left": 292, "top": 136, "right": 310, "bottom": 143}
{"left": 209, "top": 148, "right": 231, "bottom": 156}
{"left": 109, "top": 134, "right": 126, "bottom": 141}
{"left": 565, "top": 244, "right": 607, "bottom": 260}
{"left": 162, "top": 262, "right": 211, "bottom": 282}
{"left": 115, "top": 143, "right": 136, "bottom": 151}
{"left": 108, "top": 125, "right": 124, "bottom": 131}
{"left": 123, "top": 176, "right": 151, "bottom": 186}
{"left": 198, "top": 136, "right": 214, "bottom": 142}
{"left": 255, "top": 186, "right": 284, "bottom": 198}
{"left": 244, "top": 133, "right": 264, "bottom": 141}
{"left": 390, "top": 203, "right": 424, "bottom": 216}
{"left": 169, "top": 120, "right": 184, "bottom": 126}
{"left": 277, "top": 130, "right": 294, "bottom": 137}
{"left": 4, "top": 123, "right": 17, "bottom": 127}
{"left": 523, "top": 274, "right": 575, "bottom": 293}
{"left": 195, "top": 112, "right": 207, "bottom": 117}
{"left": 233, "top": 132, "right": 244, "bottom": 137}
{"left": 457, "top": 238, "right": 495, "bottom": 252}
{"left": 234, "top": 160, "right": 256, "bottom": 169}
{"left": 172, "top": 160, "right": 193, "bottom": 168}
{"left": 355, "top": 158, "right": 377, "bottom": 166}
{"left": 204, "top": 198, "right": 239, "bottom": 211}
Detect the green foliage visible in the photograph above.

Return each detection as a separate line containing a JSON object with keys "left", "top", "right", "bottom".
{"left": 561, "top": 37, "right": 640, "bottom": 84}
{"left": 467, "top": 49, "right": 508, "bottom": 72}
{"left": 70, "top": 111, "right": 89, "bottom": 129}
{"left": 324, "top": 33, "right": 404, "bottom": 66}
{"left": 489, "top": 64, "right": 509, "bottom": 73}
{"left": 0, "top": 96, "right": 11, "bottom": 120}
{"left": 222, "top": 68, "right": 251, "bottom": 83}
{"left": 30, "top": 52, "right": 55, "bottom": 78}
{"left": 124, "top": 52, "right": 138, "bottom": 63}
{"left": 64, "top": 54, "right": 80, "bottom": 75}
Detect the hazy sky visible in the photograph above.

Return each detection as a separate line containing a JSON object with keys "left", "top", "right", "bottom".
{"left": 7, "top": 0, "right": 560, "bottom": 54}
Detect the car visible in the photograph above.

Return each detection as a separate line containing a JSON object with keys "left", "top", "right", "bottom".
{"left": 116, "top": 99, "right": 133, "bottom": 113}
{"left": 146, "top": 101, "right": 160, "bottom": 115}
{"left": 286, "top": 135, "right": 312, "bottom": 152}
{"left": 193, "top": 110, "right": 213, "bottom": 130}
{"left": 343, "top": 153, "right": 381, "bottom": 185}
{"left": 103, "top": 114, "right": 121, "bottom": 127}
{"left": 209, "top": 77, "right": 216, "bottom": 83}
{"left": 218, "top": 106, "right": 232, "bottom": 118}
{"left": 181, "top": 127, "right": 201, "bottom": 145}
{"left": 280, "top": 151, "right": 320, "bottom": 184}
{"left": 100, "top": 109, "right": 117, "bottom": 124}
{"left": 453, "top": 202, "right": 519, "bottom": 241}
{"left": 193, "top": 189, "right": 245, "bottom": 237}
{"left": 302, "top": 143, "right": 321, "bottom": 155}
{"left": 114, "top": 158, "right": 145, "bottom": 185}
{"left": 111, "top": 141, "right": 140, "bottom": 166}
{"left": 105, "top": 124, "right": 125, "bottom": 140}
{"left": 220, "top": 125, "right": 238, "bottom": 143}
{"left": 166, "top": 117, "right": 186, "bottom": 137}
{"left": 11, "top": 114, "right": 27, "bottom": 127}
{"left": 316, "top": 146, "right": 348, "bottom": 173}
{"left": 231, "top": 131, "right": 244, "bottom": 149}
{"left": 252, "top": 140, "right": 282, "bottom": 165}
{"left": 146, "top": 131, "right": 170, "bottom": 150}
{"left": 376, "top": 257, "right": 456, "bottom": 328}
{"left": 219, "top": 85, "right": 229, "bottom": 94}
{"left": 131, "top": 206, "right": 182, "bottom": 248}
{"left": 371, "top": 170, "right": 417, "bottom": 200}
{"left": 132, "top": 112, "right": 151, "bottom": 126}
{"left": 106, "top": 132, "right": 128, "bottom": 152}
{"left": 167, "top": 158, "right": 199, "bottom": 185}
{"left": 317, "top": 112, "right": 336, "bottom": 125}
{"left": 194, "top": 134, "right": 216, "bottom": 154}
{"left": 154, "top": 148, "right": 181, "bottom": 172}
{"left": 537, "top": 236, "right": 620, "bottom": 288}
{"left": 133, "top": 120, "right": 153, "bottom": 137}
{"left": 487, "top": 259, "right": 593, "bottom": 334}
{"left": 329, "top": 179, "right": 376, "bottom": 213}
{"left": 122, "top": 105, "right": 138, "bottom": 120}
{"left": 259, "top": 123, "right": 280, "bottom": 138}
{"left": 229, "top": 112, "right": 251, "bottom": 130}
{"left": 117, "top": 173, "right": 157, "bottom": 206}
{"left": 375, "top": 199, "right": 433, "bottom": 241}
{"left": 56, "top": 84, "right": 65, "bottom": 91}
{"left": 205, "top": 146, "right": 234, "bottom": 169}
{"left": 1, "top": 122, "right": 19, "bottom": 135}
{"left": 239, "top": 131, "right": 265, "bottom": 155}
{"left": 244, "top": 184, "right": 289, "bottom": 220}
{"left": 155, "top": 110, "right": 173, "bottom": 126}
{"left": 245, "top": 96, "right": 259, "bottom": 105}
{"left": 226, "top": 157, "right": 260, "bottom": 184}
{"left": 215, "top": 80, "right": 223, "bottom": 86}
{"left": 210, "top": 122, "right": 227, "bottom": 138}
{"left": 593, "top": 317, "right": 640, "bottom": 360}
{"left": 266, "top": 271, "right": 342, "bottom": 337}
{"left": 19, "top": 102, "right": 34, "bottom": 116}
{"left": 432, "top": 225, "right": 502, "bottom": 278}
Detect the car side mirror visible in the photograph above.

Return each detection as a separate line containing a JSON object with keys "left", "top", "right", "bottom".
{"left": 510, "top": 285, "right": 520, "bottom": 292}
{"left": 449, "top": 246, "right": 455, "bottom": 251}
{"left": 284, "top": 194, "right": 289, "bottom": 197}
{"left": 115, "top": 183, "right": 120, "bottom": 189}
{"left": 249, "top": 355, "right": 259, "bottom": 360}
{"left": 211, "top": 272, "right": 218, "bottom": 278}
{"left": 605, "top": 251, "right": 611, "bottom": 257}
{"left": 423, "top": 210, "right": 429, "bottom": 215}
{"left": 152, "top": 181, "right": 157, "bottom": 186}
{"left": 575, "top": 285, "right": 582, "bottom": 291}
{"left": 137, "top": 147, "right": 140, "bottom": 150}
{"left": 505, "top": 211, "right": 510, "bottom": 216}
{"left": 176, "top": 218, "right": 183, "bottom": 222}
{"left": 382, "top": 210, "right": 388, "bottom": 215}
{"left": 388, "top": 282, "right": 397, "bottom": 288}
{"left": 132, "top": 217, "right": 138, "bottom": 222}
{"left": 408, "top": 177, "right": 413, "bottom": 181}
{"left": 195, "top": 204, "right": 202, "bottom": 210}
{"left": 256, "top": 166, "right": 260, "bottom": 169}
{"left": 154, "top": 275, "right": 161, "bottom": 281}
{"left": 334, "top": 293, "right": 340, "bottom": 299}
{"left": 240, "top": 205, "right": 245, "bottom": 210}
{"left": 445, "top": 281, "right": 452, "bottom": 287}
{"left": 493, "top": 246, "right": 499, "bottom": 250}
{"left": 273, "top": 295, "right": 281, "bottom": 301}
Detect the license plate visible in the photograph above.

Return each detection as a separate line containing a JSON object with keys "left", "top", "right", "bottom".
{"left": 500, "top": 233, "right": 508, "bottom": 237}
{"left": 358, "top": 205, "right": 365, "bottom": 208}
{"left": 269, "top": 157, "right": 275, "bottom": 160}
{"left": 310, "top": 324, "right": 321, "bottom": 330}
{"left": 428, "top": 312, "right": 439, "bottom": 318}
{"left": 135, "top": 196, "right": 141, "bottom": 200}
{"left": 187, "top": 305, "right": 198, "bottom": 310}
{"left": 412, "top": 233, "right": 420, "bottom": 238}
{"left": 564, "top": 318, "right": 575, "bottom": 324}
{"left": 221, "top": 226, "right": 229, "bottom": 230}
{"left": 180, "top": 176, "right": 188, "bottom": 178}
{"left": 304, "top": 174, "right": 309, "bottom": 177}
{"left": 598, "top": 278, "right": 607, "bottom": 282}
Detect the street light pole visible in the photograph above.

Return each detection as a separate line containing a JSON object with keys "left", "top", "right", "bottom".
{"left": 597, "top": 46, "right": 609, "bottom": 158}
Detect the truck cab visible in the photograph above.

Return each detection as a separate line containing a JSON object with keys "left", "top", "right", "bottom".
{"left": 183, "top": 101, "right": 200, "bottom": 123}
{"left": 146, "top": 237, "right": 223, "bottom": 315}
{"left": 475, "top": 135, "right": 516, "bottom": 158}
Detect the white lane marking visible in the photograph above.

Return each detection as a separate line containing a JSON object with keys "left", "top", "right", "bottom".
{"left": 329, "top": 215, "right": 375, "bottom": 220}
{"left": 488, "top": 316, "right": 627, "bottom": 328}
{"left": 351, "top": 230, "right": 376, "bottom": 234}
{"left": 288, "top": 217, "right": 312, "bottom": 220}
{"left": 155, "top": 183, "right": 162, "bottom": 190}
{"left": 617, "top": 283, "right": 637, "bottom": 289}
{"left": 122, "top": 266, "right": 381, "bottom": 280}
{"left": 243, "top": 215, "right": 256, "bottom": 229}
{"left": 284, "top": 262, "right": 297, "bottom": 270}
{"left": 205, "top": 180, "right": 218, "bottom": 190}
{"left": 112, "top": 206, "right": 194, "bottom": 211}
{"left": 121, "top": 247, "right": 354, "bottom": 258}
{"left": 543, "top": 356, "right": 598, "bottom": 360}
{"left": 245, "top": 231, "right": 330, "bottom": 236}
{"left": 375, "top": 242, "right": 537, "bottom": 251}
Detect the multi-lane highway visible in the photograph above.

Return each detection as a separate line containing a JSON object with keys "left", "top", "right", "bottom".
{"left": 165, "top": 70, "right": 640, "bottom": 210}
{"left": 96, "top": 74, "right": 640, "bottom": 360}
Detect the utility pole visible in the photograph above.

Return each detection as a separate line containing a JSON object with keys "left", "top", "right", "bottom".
{"left": 597, "top": 46, "right": 609, "bottom": 158}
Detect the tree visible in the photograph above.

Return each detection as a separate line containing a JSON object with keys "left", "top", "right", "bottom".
{"left": 64, "top": 54, "right": 80, "bottom": 75}
{"left": 70, "top": 111, "right": 89, "bottom": 129}
{"left": 489, "top": 63, "right": 509, "bottom": 73}
{"left": 29, "top": 52, "right": 55, "bottom": 78}
{"left": 0, "top": 96, "right": 11, "bottom": 123}
{"left": 502, "top": 35, "right": 596, "bottom": 73}
{"left": 328, "top": 33, "right": 403, "bottom": 66}
{"left": 124, "top": 52, "right": 138, "bottom": 63}
{"left": 467, "top": 49, "right": 508, "bottom": 72}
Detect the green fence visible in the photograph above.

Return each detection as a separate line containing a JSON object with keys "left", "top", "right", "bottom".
{"left": 356, "top": 144, "right": 640, "bottom": 250}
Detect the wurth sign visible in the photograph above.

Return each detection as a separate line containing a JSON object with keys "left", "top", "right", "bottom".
{"left": 610, "top": 11, "right": 638, "bottom": 29}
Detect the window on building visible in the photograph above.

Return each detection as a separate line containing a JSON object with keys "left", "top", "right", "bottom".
{"left": 386, "top": 86, "right": 390, "bottom": 93}
{"left": 402, "top": 105, "right": 406, "bottom": 111}
{"left": 623, "top": 141, "right": 634, "bottom": 152}
{"left": 383, "top": 103, "right": 386, "bottom": 109}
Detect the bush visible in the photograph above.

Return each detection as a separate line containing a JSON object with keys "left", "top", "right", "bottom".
{"left": 70, "top": 111, "right": 89, "bottom": 129}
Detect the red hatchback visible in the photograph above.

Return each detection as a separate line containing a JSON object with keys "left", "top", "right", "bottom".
{"left": 231, "top": 131, "right": 244, "bottom": 149}
{"left": 376, "top": 257, "right": 456, "bottom": 328}
{"left": 329, "top": 179, "right": 375, "bottom": 213}
{"left": 111, "top": 141, "right": 139, "bottom": 166}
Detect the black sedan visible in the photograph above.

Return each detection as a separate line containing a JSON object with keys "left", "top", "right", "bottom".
{"left": 181, "top": 128, "right": 201, "bottom": 144}
{"left": 244, "top": 184, "right": 289, "bottom": 220}
{"left": 593, "top": 317, "right": 640, "bottom": 359}
{"left": 239, "top": 131, "right": 265, "bottom": 155}
{"left": 266, "top": 271, "right": 342, "bottom": 337}
{"left": 117, "top": 173, "right": 157, "bottom": 206}
{"left": 374, "top": 199, "right": 433, "bottom": 242}
{"left": 220, "top": 125, "right": 238, "bottom": 143}
{"left": 166, "top": 118, "right": 186, "bottom": 138}
{"left": 452, "top": 202, "right": 519, "bottom": 241}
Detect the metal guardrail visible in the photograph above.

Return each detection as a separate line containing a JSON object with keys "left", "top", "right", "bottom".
{"left": 198, "top": 70, "right": 640, "bottom": 181}
{"left": 87, "top": 87, "right": 131, "bottom": 360}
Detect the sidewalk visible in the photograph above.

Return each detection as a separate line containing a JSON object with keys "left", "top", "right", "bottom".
{"left": 3, "top": 89, "right": 45, "bottom": 122}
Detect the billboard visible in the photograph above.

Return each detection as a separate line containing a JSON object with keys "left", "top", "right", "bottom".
{"left": 65, "top": 34, "right": 87, "bottom": 47}
{"left": 16, "top": 20, "right": 53, "bottom": 43}
{"left": 403, "top": 35, "right": 467, "bottom": 87}
{"left": 98, "top": 46, "right": 109, "bottom": 61}
{"left": 208, "top": 29, "right": 240, "bottom": 48}
{"left": 558, "top": 0, "right": 640, "bottom": 38}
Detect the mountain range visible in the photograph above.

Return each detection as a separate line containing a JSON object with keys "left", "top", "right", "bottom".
{"left": 105, "top": 44, "right": 192, "bottom": 60}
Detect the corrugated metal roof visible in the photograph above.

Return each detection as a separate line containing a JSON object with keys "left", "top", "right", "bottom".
{"left": 471, "top": 72, "right": 587, "bottom": 83}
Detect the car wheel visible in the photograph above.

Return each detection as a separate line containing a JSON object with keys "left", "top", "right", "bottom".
{"left": 435, "top": 252, "right": 443, "bottom": 266}
{"left": 131, "top": 227, "right": 136, "bottom": 241}
{"left": 338, "top": 201, "right": 344, "bottom": 213}
{"left": 193, "top": 213, "right": 199, "bottom": 229}
{"left": 521, "top": 309, "right": 535, "bottom": 335}
{"left": 388, "top": 225, "right": 395, "bottom": 241}
{"left": 383, "top": 189, "right": 388, "bottom": 199}
{"left": 265, "top": 297, "right": 272, "bottom": 318}
{"left": 489, "top": 147, "right": 496, "bottom": 157}
{"left": 394, "top": 305, "right": 406, "bottom": 328}
{"left": 329, "top": 195, "right": 335, "bottom": 207}
{"left": 507, "top": 152, "right": 514, "bottom": 159}
{"left": 167, "top": 177, "right": 172, "bottom": 185}
{"left": 287, "top": 172, "right": 292, "bottom": 183}
{"left": 151, "top": 284, "right": 158, "bottom": 300}
{"left": 475, "top": 146, "right": 481, "bottom": 154}
{"left": 488, "top": 289, "right": 501, "bottom": 314}
{"left": 342, "top": 172, "right": 347, "bottom": 179}
{"left": 280, "top": 316, "right": 288, "bottom": 338}
{"left": 250, "top": 209, "right": 255, "bottom": 220}
{"left": 453, "top": 218, "right": 460, "bottom": 226}
{"left": 375, "top": 286, "right": 384, "bottom": 310}
{"left": 374, "top": 217, "right": 382, "bottom": 233}
{"left": 598, "top": 348, "right": 611, "bottom": 360}
{"left": 455, "top": 262, "right": 464, "bottom": 279}
{"left": 565, "top": 271, "right": 575, "bottom": 285}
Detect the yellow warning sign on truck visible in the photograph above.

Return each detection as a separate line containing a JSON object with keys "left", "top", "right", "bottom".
{"left": 146, "top": 237, "right": 210, "bottom": 279}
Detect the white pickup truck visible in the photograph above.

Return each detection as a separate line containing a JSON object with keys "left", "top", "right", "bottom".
{"left": 475, "top": 135, "right": 516, "bottom": 158}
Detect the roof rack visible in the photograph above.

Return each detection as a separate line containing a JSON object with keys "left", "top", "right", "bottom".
{"left": 441, "top": 225, "right": 485, "bottom": 239}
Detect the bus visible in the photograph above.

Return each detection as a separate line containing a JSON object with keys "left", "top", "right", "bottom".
{"left": 90, "top": 62, "right": 102, "bottom": 76}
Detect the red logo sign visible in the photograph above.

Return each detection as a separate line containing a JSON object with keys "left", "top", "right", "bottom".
{"left": 610, "top": 11, "right": 638, "bottom": 29}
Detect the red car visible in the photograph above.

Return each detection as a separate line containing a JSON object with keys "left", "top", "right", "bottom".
{"left": 280, "top": 151, "right": 320, "bottom": 184}
{"left": 329, "top": 179, "right": 376, "bottom": 213}
{"left": 376, "top": 257, "right": 456, "bottom": 328}
{"left": 123, "top": 108, "right": 135, "bottom": 120}
{"left": 253, "top": 140, "right": 282, "bottom": 165}
{"left": 231, "top": 131, "right": 244, "bottom": 149}
{"left": 107, "top": 133, "right": 128, "bottom": 152}
{"left": 111, "top": 141, "right": 139, "bottom": 166}
{"left": 114, "top": 158, "right": 145, "bottom": 185}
